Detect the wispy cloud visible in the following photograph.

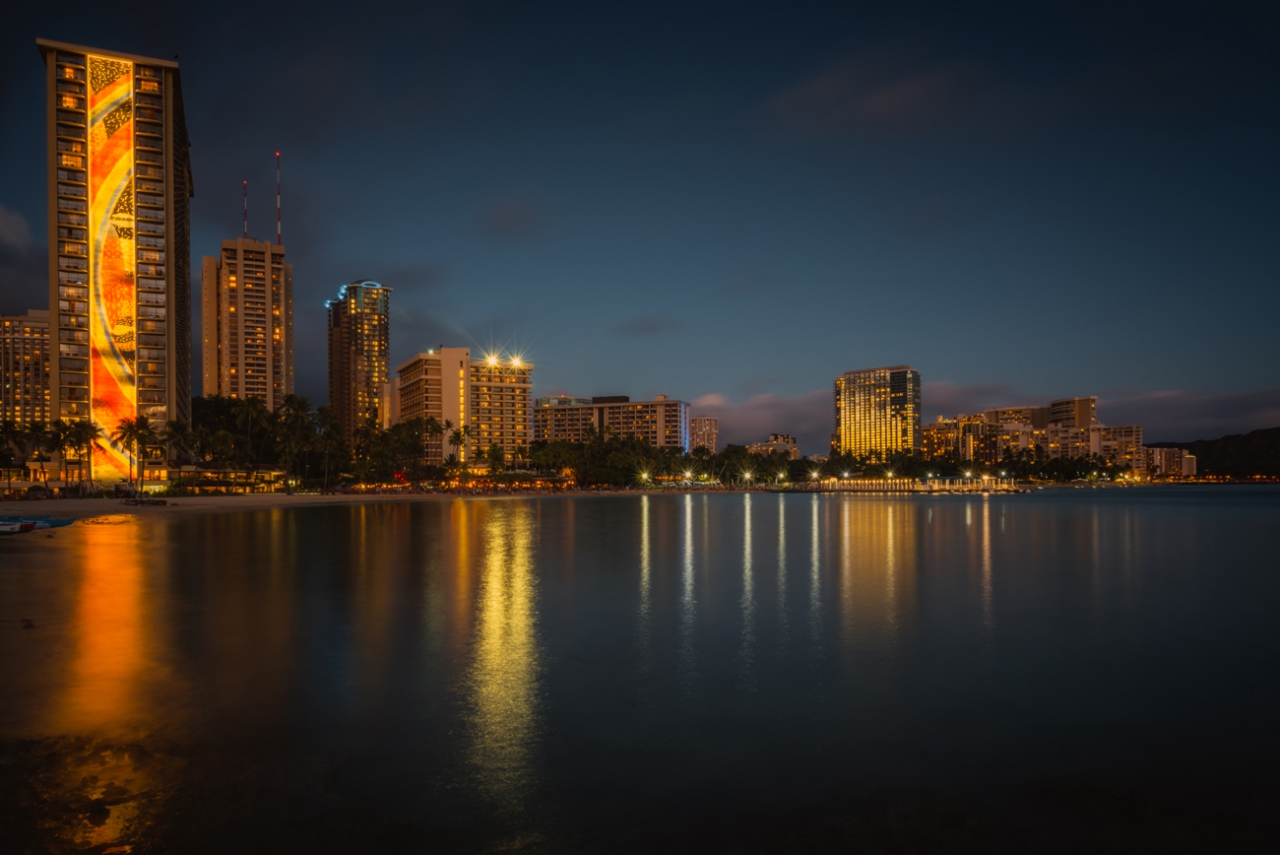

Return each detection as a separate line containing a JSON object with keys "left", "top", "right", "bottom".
{"left": 612, "top": 313, "right": 683, "bottom": 336}
{"left": 1099, "top": 388, "right": 1280, "bottom": 443}
{"left": 0, "top": 203, "right": 44, "bottom": 316}
{"left": 475, "top": 196, "right": 553, "bottom": 241}
{"left": 690, "top": 390, "right": 832, "bottom": 455}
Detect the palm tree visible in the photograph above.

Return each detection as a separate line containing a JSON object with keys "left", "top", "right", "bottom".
{"left": 68, "top": 420, "right": 102, "bottom": 496}
{"left": 233, "top": 396, "right": 271, "bottom": 491}
{"left": 162, "top": 419, "right": 191, "bottom": 463}
{"left": 424, "top": 416, "right": 443, "bottom": 469}
{"left": 47, "top": 419, "right": 72, "bottom": 494}
{"left": 439, "top": 419, "right": 455, "bottom": 468}
{"left": 1, "top": 419, "right": 22, "bottom": 497}
{"left": 135, "top": 415, "right": 159, "bottom": 485}
{"left": 22, "top": 421, "right": 50, "bottom": 490}
{"left": 314, "top": 406, "right": 343, "bottom": 493}
{"left": 112, "top": 417, "right": 142, "bottom": 489}
{"left": 276, "top": 395, "right": 314, "bottom": 493}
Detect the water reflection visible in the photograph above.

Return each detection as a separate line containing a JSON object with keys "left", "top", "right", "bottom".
{"left": 837, "top": 498, "right": 918, "bottom": 653}
{"left": 981, "top": 497, "right": 993, "bottom": 631}
{"left": 680, "top": 493, "right": 696, "bottom": 686}
{"left": 810, "top": 494, "right": 822, "bottom": 646}
{"left": 777, "top": 494, "right": 788, "bottom": 646}
{"left": 739, "top": 493, "right": 756, "bottom": 685}
{"left": 43, "top": 517, "right": 177, "bottom": 850}
{"left": 638, "top": 495, "right": 652, "bottom": 669}
{"left": 56, "top": 518, "right": 151, "bottom": 734}
{"left": 467, "top": 502, "right": 541, "bottom": 809}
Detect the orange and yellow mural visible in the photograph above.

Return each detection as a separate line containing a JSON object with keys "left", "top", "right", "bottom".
{"left": 87, "top": 55, "right": 136, "bottom": 482}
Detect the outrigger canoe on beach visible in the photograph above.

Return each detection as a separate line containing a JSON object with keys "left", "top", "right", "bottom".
{"left": 0, "top": 517, "right": 75, "bottom": 533}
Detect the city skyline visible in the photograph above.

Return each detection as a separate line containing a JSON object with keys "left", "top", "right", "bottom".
{"left": 2, "top": 5, "right": 1278, "bottom": 454}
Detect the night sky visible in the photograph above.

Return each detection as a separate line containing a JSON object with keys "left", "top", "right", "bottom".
{"left": 2, "top": 1, "right": 1277, "bottom": 452}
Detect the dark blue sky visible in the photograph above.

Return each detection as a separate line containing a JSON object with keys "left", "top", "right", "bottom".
{"left": 2, "top": 1, "right": 1277, "bottom": 450}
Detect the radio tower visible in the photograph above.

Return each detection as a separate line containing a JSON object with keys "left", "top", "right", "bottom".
{"left": 276, "top": 151, "right": 282, "bottom": 246}
{"left": 242, "top": 180, "right": 248, "bottom": 238}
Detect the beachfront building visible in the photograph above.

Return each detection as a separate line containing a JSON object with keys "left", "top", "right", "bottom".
{"left": 327, "top": 280, "right": 390, "bottom": 439}
{"left": 533, "top": 395, "right": 690, "bottom": 452}
{"left": 1, "top": 310, "right": 51, "bottom": 426}
{"left": 690, "top": 415, "right": 718, "bottom": 453}
{"left": 201, "top": 238, "right": 293, "bottom": 409}
{"left": 833, "top": 366, "right": 921, "bottom": 458}
{"left": 39, "top": 39, "right": 194, "bottom": 484}
{"left": 748, "top": 433, "right": 798, "bottom": 460}
{"left": 393, "top": 348, "right": 533, "bottom": 467}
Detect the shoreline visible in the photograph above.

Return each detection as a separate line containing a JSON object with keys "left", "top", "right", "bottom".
{"left": 0, "top": 481, "right": 1264, "bottom": 521}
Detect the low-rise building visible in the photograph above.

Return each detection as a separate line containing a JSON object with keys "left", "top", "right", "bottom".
{"left": 748, "top": 433, "right": 798, "bottom": 460}
{"left": 533, "top": 394, "right": 690, "bottom": 452}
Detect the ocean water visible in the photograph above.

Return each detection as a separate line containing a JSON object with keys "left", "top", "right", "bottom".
{"left": 2, "top": 487, "right": 1278, "bottom": 852}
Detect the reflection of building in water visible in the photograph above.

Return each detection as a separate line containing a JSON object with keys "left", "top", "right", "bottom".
{"left": 837, "top": 499, "right": 918, "bottom": 647}
{"left": 57, "top": 518, "right": 151, "bottom": 733}
{"left": 41, "top": 518, "right": 183, "bottom": 850}
{"left": 468, "top": 502, "right": 541, "bottom": 803}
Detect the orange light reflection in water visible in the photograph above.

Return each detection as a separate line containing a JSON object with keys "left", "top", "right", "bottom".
{"left": 40, "top": 516, "right": 176, "bottom": 852}
{"left": 57, "top": 518, "right": 147, "bottom": 734}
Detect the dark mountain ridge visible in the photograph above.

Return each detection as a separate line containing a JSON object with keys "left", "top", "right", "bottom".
{"left": 1148, "top": 426, "right": 1280, "bottom": 477}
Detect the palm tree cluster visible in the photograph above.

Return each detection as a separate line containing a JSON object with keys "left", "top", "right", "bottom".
{"left": 2, "top": 417, "right": 104, "bottom": 496}
{"left": 522, "top": 431, "right": 1134, "bottom": 488}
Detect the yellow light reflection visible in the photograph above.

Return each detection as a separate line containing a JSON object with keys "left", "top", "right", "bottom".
{"left": 467, "top": 502, "right": 541, "bottom": 806}
{"left": 56, "top": 516, "right": 148, "bottom": 733}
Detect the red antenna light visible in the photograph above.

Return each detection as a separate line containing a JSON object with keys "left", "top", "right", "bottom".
{"left": 276, "top": 151, "right": 282, "bottom": 246}
{"left": 242, "top": 180, "right": 248, "bottom": 239}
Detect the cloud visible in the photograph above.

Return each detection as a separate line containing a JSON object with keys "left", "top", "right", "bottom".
{"left": 476, "top": 197, "right": 552, "bottom": 241}
{"left": 690, "top": 389, "right": 832, "bottom": 456}
{"left": 611, "top": 313, "right": 683, "bottom": 336}
{"left": 922, "top": 382, "right": 1041, "bottom": 422}
{"left": 0, "top": 204, "right": 45, "bottom": 316}
{"left": 1098, "top": 388, "right": 1280, "bottom": 444}
{"left": 0, "top": 203, "right": 32, "bottom": 249}
{"left": 763, "top": 49, "right": 1035, "bottom": 141}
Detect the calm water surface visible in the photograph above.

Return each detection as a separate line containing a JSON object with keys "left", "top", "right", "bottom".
{"left": 2, "top": 488, "right": 1278, "bottom": 852}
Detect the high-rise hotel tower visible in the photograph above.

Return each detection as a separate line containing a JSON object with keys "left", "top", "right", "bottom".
{"left": 833, "top": 365, "right": 921, "bottom": 458}
{"left": 327, "top": 280, "right": 390, "bottom": 438}
{"left": 38, "top": 39, "right": 193, "bottom": 484}
{"left": 201, "top": 239, "right": 294, "bottom": 409}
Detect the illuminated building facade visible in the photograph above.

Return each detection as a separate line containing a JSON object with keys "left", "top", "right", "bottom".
{"left": 1090, "top": 424, "right": 1145, "bottom": 475}
{"left": 1050, "top": 396, "right": 1097, "bottom": 429}
{"left": 690, "top": 415, "right": 718, "bottom": 453}
{"left": 1, "top": 310, "right": 51, "bottom": 426}
{"left": 748, "top": 433, "right": 798, "bottom": 460}
{"left": 1148, "top": 446, "right": 1193, "bottom": 479}
{"left": 394, "top": 348, "right": 533, "bottom": 466}
{"left": 201, "top": 238, "right": 293, "bottom": 409}
{"left": 39, "top": 39, "right": 193, "bottom": 484}
{"left": 833, "top": 366, "right": 921, "bottom": 458}
{"left": 326, "top": 280, "right": 390, "bottom": 439}
{"left": 921, "top": 415, "right": 999, "bottom": 463}
{"left": 533, "top": 395, "right": 690, "bottom": 452}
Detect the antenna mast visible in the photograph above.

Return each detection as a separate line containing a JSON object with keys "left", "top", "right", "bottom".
{"left": 275, "top": 151, "right": 282, "bottom": 246}
{"left": 242, "top": 180, "right": 248, "bottom": 238}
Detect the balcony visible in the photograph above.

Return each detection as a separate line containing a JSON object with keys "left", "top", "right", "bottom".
{"left": 137, "top": 264, "right": 165, "bottom": 277}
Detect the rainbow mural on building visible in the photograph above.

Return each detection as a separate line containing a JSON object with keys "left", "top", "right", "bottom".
{"left": 87, "top": 55, "right": 136, "bottom": 482}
